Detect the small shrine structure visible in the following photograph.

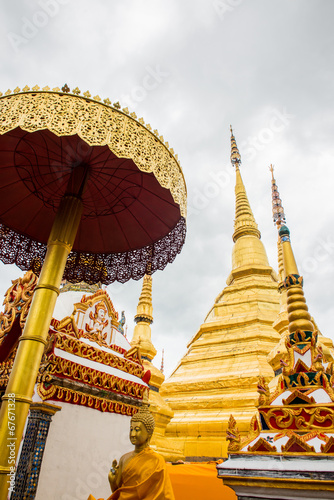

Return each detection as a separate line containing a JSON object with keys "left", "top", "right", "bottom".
{"left": 218, "top": 173, "right": 334, "bottom": 499}
{"left": 0, "top": 275, "right": 148, "bottom": 500}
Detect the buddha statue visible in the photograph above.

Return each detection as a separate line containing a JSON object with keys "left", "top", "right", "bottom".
{"left": 88, "top": 404, "right": 175, "bottom": 500}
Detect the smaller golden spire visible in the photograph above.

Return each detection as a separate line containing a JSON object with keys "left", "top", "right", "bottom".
{"left": 134, "top": 274, "right": 153, "bottom": 324}
{"left": 131, "top": 274, "right": 156, "bottom": 361}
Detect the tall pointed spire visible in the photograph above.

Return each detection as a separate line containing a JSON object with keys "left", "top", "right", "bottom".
{"left": 270, "top": 164, "right": 286, "bottom": 284}
{"left": 267, "top": 166, "right": 290, "bottom": 372}
{"left": 131, "top": 274, "right": 156, "bottom": 361}
{"left": 230, "top": 126, "right": 260, "bottom": 242}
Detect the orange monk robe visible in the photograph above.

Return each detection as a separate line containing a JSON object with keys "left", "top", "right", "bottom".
{"left": 88, "top": 447, "right": 175, "bottom": 500}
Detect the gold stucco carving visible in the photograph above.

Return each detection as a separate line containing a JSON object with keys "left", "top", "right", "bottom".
{"left": 37, "top": 353, "right": 145, "bottom": 399}
{"left": 0, "top": 270, "right": 38, "bottom": 340}
{"left": 54, "top": 333, "right": 143, "bottom": 378}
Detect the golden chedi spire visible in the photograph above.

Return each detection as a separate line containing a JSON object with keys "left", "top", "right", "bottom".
{"left": 131, "top": 274, "right": 156, "bottom": 361}
{"left": 228, "top": 127, "right": 269, "bottom": 277}
{"left": 230, "top": 126, "right": 260, "bottom": 243}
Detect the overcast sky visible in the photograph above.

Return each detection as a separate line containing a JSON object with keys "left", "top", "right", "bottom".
{"left": 1, "top": 1, "right": 334, "bottom": 377}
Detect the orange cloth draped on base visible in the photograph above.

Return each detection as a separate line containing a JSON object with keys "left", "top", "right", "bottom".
{"left": 88, "top": 447, "right": 175, "bottom": 500}
{"left": 166, "top": 462, "right": 237, "bottom": 499}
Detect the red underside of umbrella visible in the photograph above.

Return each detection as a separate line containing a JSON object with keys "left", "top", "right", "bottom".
{"left": 0, "top": 128, "right": 186, "bottom": 283}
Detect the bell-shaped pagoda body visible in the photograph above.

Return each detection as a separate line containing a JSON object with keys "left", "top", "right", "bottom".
{"left": 161, "top": 129, "right": 281, "bottom": 459}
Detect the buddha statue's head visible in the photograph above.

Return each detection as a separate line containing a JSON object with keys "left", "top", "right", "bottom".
{"left": 130, "top": 406, "right": 155, "bottom": 449}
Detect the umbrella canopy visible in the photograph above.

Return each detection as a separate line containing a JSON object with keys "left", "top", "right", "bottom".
{"left": 0, "top": 87, "right": 187, "bottom": 283}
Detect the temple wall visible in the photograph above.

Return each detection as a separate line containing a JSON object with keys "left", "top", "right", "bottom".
{"left": 35, "top": 402, "right": 132, "bottom": 500}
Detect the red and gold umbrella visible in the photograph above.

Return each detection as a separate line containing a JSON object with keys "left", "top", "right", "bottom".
{"left": 0, "top": 85, "right": 187, "bottom": 495}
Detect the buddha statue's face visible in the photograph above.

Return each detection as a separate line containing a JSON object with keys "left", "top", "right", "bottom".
{"left": 130, "top": 421, "right": 149, "bottom": 448}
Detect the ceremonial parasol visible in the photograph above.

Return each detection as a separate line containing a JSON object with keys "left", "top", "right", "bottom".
{"left": 0, "top": 85, "right": 187, "bottom": 494}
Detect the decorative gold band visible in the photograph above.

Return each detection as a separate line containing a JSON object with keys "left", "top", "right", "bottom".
{"left": 18, "top": 335, "right": 48, "bottom": 345}
{"left": 2, "top": 394, "right": 32, "bottom": 404}
{"left": 34, "top": 284, "right": 60, "bottom": 295}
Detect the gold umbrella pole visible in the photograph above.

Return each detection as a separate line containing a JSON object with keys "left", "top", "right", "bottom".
{"left": 0, "top": 167, "right": 88, "bottom": 497}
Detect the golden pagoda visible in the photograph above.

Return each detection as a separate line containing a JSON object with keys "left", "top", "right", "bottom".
{"left": 160, "top": 128, "right": 281, "bottom": 459}
{"left": 130, "top": 274, "right": 181, "bottom": 459}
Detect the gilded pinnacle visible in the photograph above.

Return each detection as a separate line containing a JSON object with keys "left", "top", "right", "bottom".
{"left": 135, "top": 274, "right": 153, "bottom": 324}
{"left": 131, "top": 274, "right": 156, "bottom": 361}
{"left": 231, "top": 128, "right": 260, "bottom": 242}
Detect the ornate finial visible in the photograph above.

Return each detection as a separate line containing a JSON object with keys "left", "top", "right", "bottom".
{"left": 160, "top": 349, "right": 164, "bottom": 374}
{"left": 231, "top": 127, "right": 260, "bottom": 242}
{"left": 72, "top": 87, "right": 81, "bottom": 95}
{"left": 61, "top": 84, "right": 70, "bottom": 93}
{"left": 270, "top": 165, "right": 286, "bottom": 229}
{"left": 113, "top": 101, "right": 121, "bottom": 109}
{"left": 230, "top": 125, "right": 241, "bottom": 167}
{"left": 83, "top": 91, "right": 91, "bottom": 99}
